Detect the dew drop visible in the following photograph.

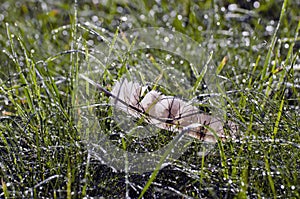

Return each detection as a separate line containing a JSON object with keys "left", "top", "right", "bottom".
{"left": 253, "top": 1, "right": 260, "bottom": 8}
{"left": 140, "top": 14, "right": 145, "bottom": 20}
{"left": 284, "top": 43, "right": 289, "bottom": 49}
{"left": 228, "top": 4, "right": 238, "bottom": 11}
{"left": 242, "top": 31, "right": 250, "bottom": 37}
{"left": 92, "top": 15, "right": 98, "bottom": 22}
{"left": 120, "top": 16, "right": 127, "bottom": 22}
{"left": 291, "top": 185, "right": 295, "bottom": 190}
{"left": 165, "top": 54, "right": 171, "bottom": 60}
{"left": 117, "top": 6, "right": 123, "bottom": 13}
{"left": 170, "top": 10, "right": 176, "bottom": 17}
{"left": 164, "top": 36, "right": 169, "bottom": 43}
{"left": 197, "top": 26, "right": 203, "bottom": 31}
{"left": 266, "top": 25, "right": 274, "bottom": 32}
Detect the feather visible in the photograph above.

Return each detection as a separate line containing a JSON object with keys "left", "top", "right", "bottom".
{"left": 110, "top": 79, "right": 143, "bottom": 117}
{"left": 110, "top": 78, "right": 238, "bottom": 142}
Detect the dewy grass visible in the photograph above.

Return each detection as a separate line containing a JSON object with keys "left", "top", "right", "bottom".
{"left": 0, "top": 0, "right": 300, "bottom": 198}
{"left": 260, "top": 0, "right": 288, "bottom": 82}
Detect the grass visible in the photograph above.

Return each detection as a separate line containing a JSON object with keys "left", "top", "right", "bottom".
{"left": 0, "top": 0, "right": 300, "bottom": 198}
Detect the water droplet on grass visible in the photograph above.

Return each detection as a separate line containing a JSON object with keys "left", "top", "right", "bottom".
{"left": 266, "top": 25, "right": 274, "bottom": 32}
{"left": 120, "top": 16, "right": 127, "bottom": 22}
{"left": 92, "top": 15, "right": 98, "bottom": 22}
{"left": 253, "top": 1, "right": 260, "bottom": 8}
{"left": 228, "top": 4, "right": 238, "bottom": 11}
{"left": 163, "top": 36, "right": 169, "bottom": 43}
{"left": 291, "top": 185, "right": 295, "bottom": 190}
{"left": 284, "top": 43, "right": 289, "bottom": 48}
{"left": 140, "top": 14, "right": 145, "bottom": 20}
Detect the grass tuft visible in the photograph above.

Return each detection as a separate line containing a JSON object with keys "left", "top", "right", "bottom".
{"left": 0, "top": 0, "right": 299, "bottom": 198}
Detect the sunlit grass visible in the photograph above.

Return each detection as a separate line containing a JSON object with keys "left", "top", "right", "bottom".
{"left": 0, "top": 0, "right": 300, "bottom": 198}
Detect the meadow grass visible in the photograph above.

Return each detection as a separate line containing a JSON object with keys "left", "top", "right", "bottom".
{"left": 0, "top": 0, "right": 300, "bottom": 198}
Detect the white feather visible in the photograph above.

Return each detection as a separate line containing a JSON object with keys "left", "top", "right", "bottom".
{"left": 110, "top": 79, "right": 142, "bottom": 117}
{"left": 110, "top": 78, "right": 238, "bottom": 142}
